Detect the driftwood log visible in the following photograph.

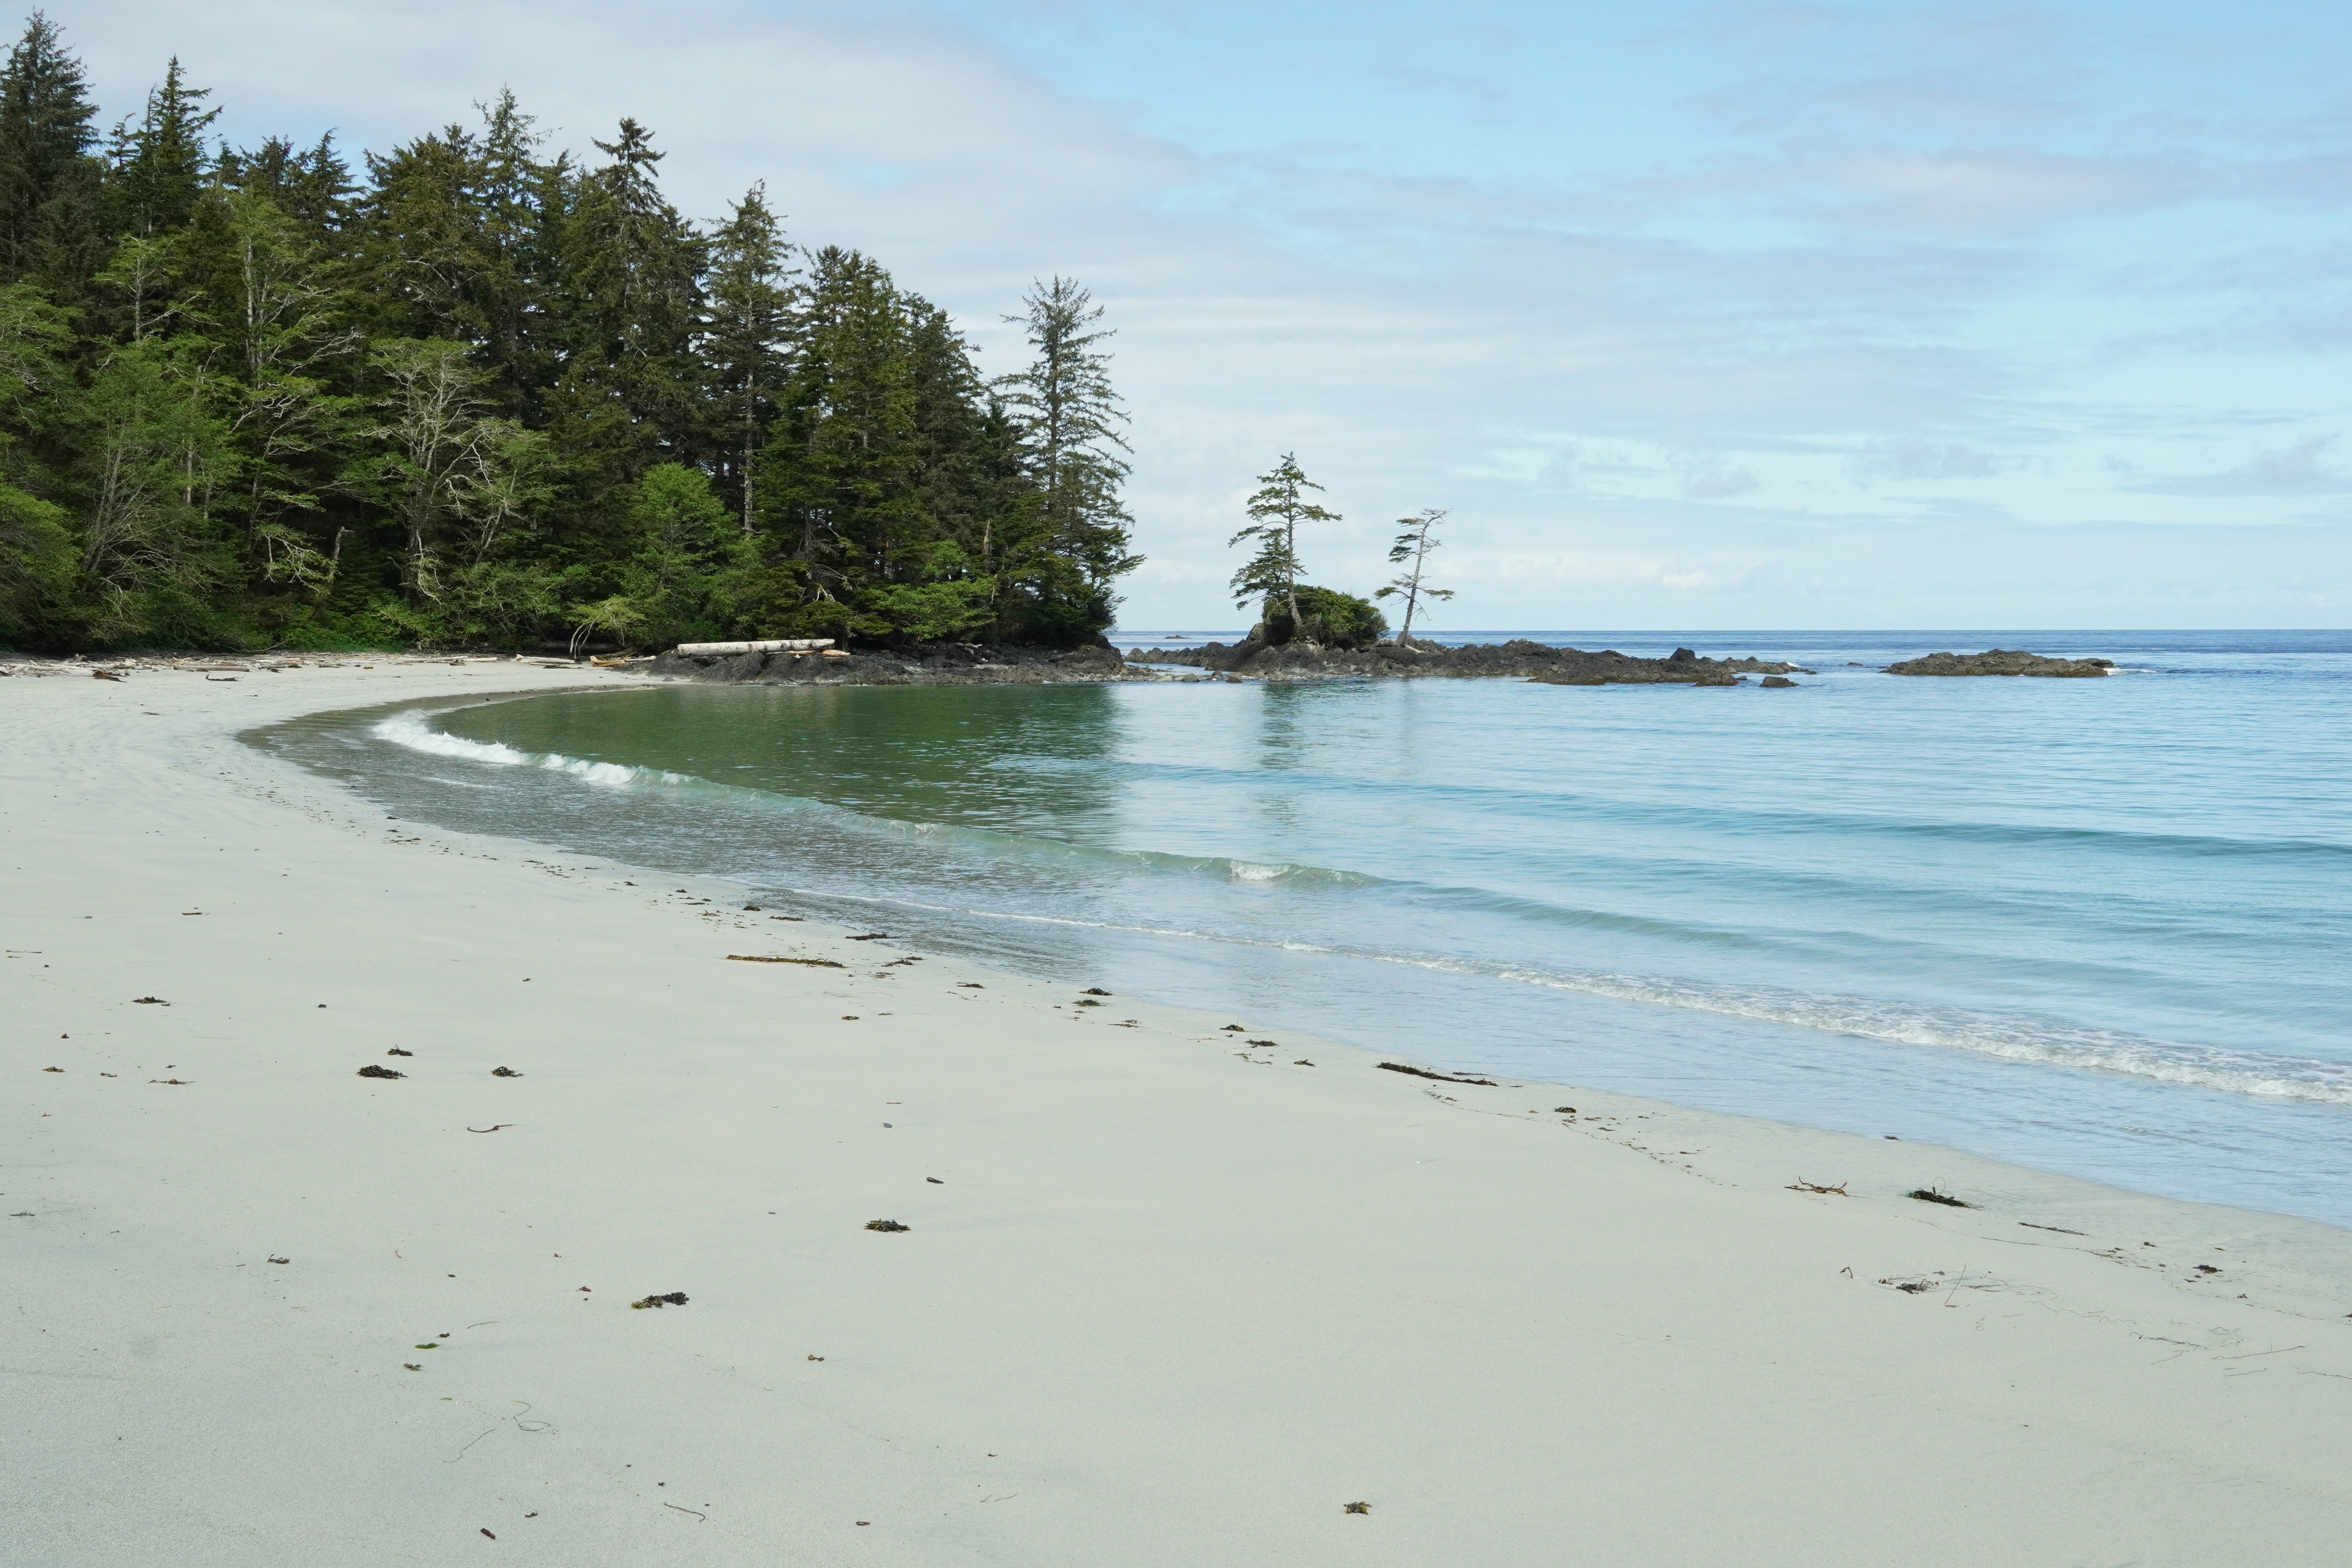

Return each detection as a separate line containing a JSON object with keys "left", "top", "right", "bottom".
{"left": 673, "top": 638, "right": 835, "bottom": 656}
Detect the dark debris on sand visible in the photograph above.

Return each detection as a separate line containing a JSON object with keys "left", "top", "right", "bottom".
{"left": 1376, "top": 1061, "right": 1498, "bottom": 1087}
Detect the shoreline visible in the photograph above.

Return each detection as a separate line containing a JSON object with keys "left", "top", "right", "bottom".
{"left": 6, "top": 662, "right": 2350, "bottom": 1563}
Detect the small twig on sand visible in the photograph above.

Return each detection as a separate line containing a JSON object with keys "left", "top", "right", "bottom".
{"left": 1376, "top": 1061, "right": 1498, "bottom": 1087}
{"left": 1787, "top": 1180, "right": 1849, "bottom": 1195}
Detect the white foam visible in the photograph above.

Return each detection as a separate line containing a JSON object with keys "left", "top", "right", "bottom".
{"left": 372, "top": 710, "right": 688, "bottom": 790}
{"left": 1493, "top": 967, "right": 2352, "bottom": 1108}
{"left": 373, "top": 709, "right": 530, "bottom": 766}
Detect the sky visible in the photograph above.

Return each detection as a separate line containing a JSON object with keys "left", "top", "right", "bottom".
{"left": 44, "top": 0, "right": 2352, "bottom": 628}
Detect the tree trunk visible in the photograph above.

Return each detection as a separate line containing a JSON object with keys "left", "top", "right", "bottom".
{"left": 1283, "top": 514, "right": 1303, "bottom": 637}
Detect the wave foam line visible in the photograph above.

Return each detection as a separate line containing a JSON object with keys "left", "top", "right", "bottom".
{"left": 743, "top": 886, "right": 2352, "bottom": 1109}
{"left": 1472, "top": 967, "right": 2352, "bottom": 1107}
{"left": 372, "top": 710, "right": 692, "bottom": 789}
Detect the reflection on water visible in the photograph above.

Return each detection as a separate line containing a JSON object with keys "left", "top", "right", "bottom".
{"left": 440, "top": 681, "right": 1135, "bottom": 842}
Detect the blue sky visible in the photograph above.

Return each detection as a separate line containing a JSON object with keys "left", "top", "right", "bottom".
{"left": 51, "top": 0, "right": 2352, "bottom": 626}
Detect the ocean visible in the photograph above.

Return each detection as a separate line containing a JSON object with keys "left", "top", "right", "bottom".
{"left": 254, "top": 631, "right": 2352, "bottom": 1228}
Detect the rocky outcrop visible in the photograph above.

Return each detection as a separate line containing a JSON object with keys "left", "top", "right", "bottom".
{"left": 649, "top": 635, "right": 1820, "bottom": 689}
{"left": 1885, "top": 649, "right": 2112, "bottom": 678}
{"left": 1131, "top": 637, "right": 1812, "bottom": 684}
{"left": 648, "top": 640, "right": 1143, "bottom": 687}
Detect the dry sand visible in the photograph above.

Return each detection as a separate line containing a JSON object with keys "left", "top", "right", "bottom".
{"left": 4, "top": 657, "right": 2350, "bottom": 1566}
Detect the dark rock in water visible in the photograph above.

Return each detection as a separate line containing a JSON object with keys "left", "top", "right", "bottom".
{"left": 1886, "top": 649, "right": 2111, "bottom": 678}
{"left": 1760, "top": 675, "right": 1798, "bottom": 688}
{"left": 649, "top": 639, "right": 1135, "bottom": 688}
{"left": 653, "top": 635, "right": 1822, "bottom": 689}
{"left": 1136, "top": 637, "right": 1813, "bottom": 686}
{"left": 357, "top": 1063, "right": 405, "bottom": 1080}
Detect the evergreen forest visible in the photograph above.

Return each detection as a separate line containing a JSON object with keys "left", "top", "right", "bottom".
{"left": 0, "top": 14, "right": 1140, "bottom": 653}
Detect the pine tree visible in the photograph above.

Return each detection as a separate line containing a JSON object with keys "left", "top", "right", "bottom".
{"left": 1375, "top": 508, "right": 1453, "bottom": 645}
{"left": 992, "top": 277, "right": 1137, "bottom": 638}
{"left": 765, "top": 245, "right": 917, "bottom": 636}
{"left": 545, "top": 117, "right": 705, "bottom": 499}
{"left": 702, "top": 183, "right": 794, "bottom": 535}
{"left": 221, "top": 134, "right": 355, "bottom": 249}
{"left": 105, "top": 58, "right": 219, "bottom": 239}
{"left": 0, "top": 11, "right": 102, "bottom": 290}
{"left": 352, "top": 96, "right": 559, "bottom": 419}
{"left": 1230, "top": 453, "right": 1334, "bottom": 634}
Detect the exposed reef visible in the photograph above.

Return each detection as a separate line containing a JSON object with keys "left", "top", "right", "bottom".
{"left": 648, "top": 641, "right": 1144, "bottom": 686}
{"left": 1886, "top": 650, "right": 2112, "bottom": 678}
{"left": 1132, "top": 639, "right": 1813, "bottom": 684}
{"left": 646, "top": 637, "right": 1819, "bottom": 688}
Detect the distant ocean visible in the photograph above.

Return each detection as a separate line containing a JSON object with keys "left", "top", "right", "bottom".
{"left": 258, "top": 631, "right": 2352, "bottom": 1228}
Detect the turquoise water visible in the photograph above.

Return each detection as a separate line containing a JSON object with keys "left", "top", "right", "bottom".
{"left": 258, "top": 632, "right": 2352, "bottom": 1227}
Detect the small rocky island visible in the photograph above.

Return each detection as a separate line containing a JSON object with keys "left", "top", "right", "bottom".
{"left": 1121, "top": 639, "right": 1811, "bottom": 684}
{"left": 1886, "top": 650, "right": 2114, "bottom": 678}
{"left": 642, "top": 638, "right": 2119, "bottom": 688}
{"left": 646, "top": 637, "right": 1815, "bottom": 687}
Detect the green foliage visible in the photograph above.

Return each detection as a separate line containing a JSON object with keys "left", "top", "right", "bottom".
{"left": 0, "top": 12, "right": 104, "bottom": 293}
{"left": 1230, "top": 453, "right": 1336, "bottom": 633}
{"left": 0, "top": 25, "right": 1136, "bottom": 653}
{"left": 993, "top": 276, "right": 1138, "bottom": 639}
{"left": 1260, "top": 584, "right": 1387, "bottom": 650}
{"left": 0, "top": 478, "right": 71, "bottom": 641}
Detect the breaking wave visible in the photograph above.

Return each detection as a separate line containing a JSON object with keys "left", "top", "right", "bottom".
{"left": 371, "top": 710, "right": 693, "bottom": 789}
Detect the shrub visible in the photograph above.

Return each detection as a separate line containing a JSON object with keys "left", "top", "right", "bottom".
{"left": 1260, "top": 584, "right": 1388, "bottom": 649}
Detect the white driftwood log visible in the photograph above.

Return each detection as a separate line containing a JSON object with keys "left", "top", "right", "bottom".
{"left": 673, "top": 639, "right": 835, "bottom": 656}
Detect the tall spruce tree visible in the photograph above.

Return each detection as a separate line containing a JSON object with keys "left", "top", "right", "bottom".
{"left": 546, "top": 118, "right": 704, "bottom": 502}
{"left": 354, "top": 95, "right": 558, "bottom": 416}
{"left": 0, "top": 11, "right": 101, "bottom": 290}
{"left": 702, "top": 183, "right": 793, "bottom": 536}
{"left": 994, "top": 276, "right": 1136, "bottom": 639}
{"left": 105, "top": 58, "right": 218, "bottom": 239}
{"left": 222, "top": 134, "right": 355, "bottom": 249}
{"left": 1230, "top": 453, "right": 1334, "bottom": 635}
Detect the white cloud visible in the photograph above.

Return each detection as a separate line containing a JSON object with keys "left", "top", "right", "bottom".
{"left": 2133, "top": 436, "right": 2352, "bottom": 497}
{"left": 1856, "top": 438, "right": 1998, "bottom": 481}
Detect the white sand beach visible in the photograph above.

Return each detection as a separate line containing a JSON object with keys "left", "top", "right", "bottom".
{"left": 5, "top": 659, "right": 2350, "bottom": 1566}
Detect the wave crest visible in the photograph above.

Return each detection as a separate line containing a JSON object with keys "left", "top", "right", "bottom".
{"left": 371, "top": 710, "right": 690, "bottom": 789}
